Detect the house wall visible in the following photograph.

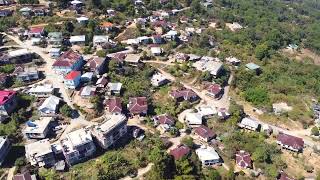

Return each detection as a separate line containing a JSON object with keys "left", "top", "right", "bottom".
{"left": 0, "top": 139, "right": 11, "bottom": 165}
{"left": 64, "top": 75, "right": 81, "bottom": 89}
{"left": 0, "top": 95, "right": 17, "bottom": 116}
{"left": 64, "top": 141, "right": 96, "bottom": 165}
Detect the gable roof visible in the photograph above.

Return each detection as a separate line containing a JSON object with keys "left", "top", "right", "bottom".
{"left": 153, "top": 114, "right": 175, "bottom": 126}
{"left": 128, "top": 97, "right": 148, "bottom": 114}
{"left": 207, "top": 84, "right": 222, "bottom": 95}
{"left": 107, "top": 97, "right": 122, "bottom": 113}
{"left": 100, "top": 21, "right": 113, "bottom": 28}
{"left": 38, "top": 95, "right": 60, "bottom": 112}
{"left": 64, "top": 71, "right": 81, "bottom": 80}
{"left": 29, "top": 26, "right": 44, "bottom": 34}
{"left": 0, "top": 90, "right": 16, "bottom": 105}
{"left": 87, "top": 57, "right": 105, "bottom": 69}
{"left": 194, "top": 125, "right": 216, "bottom": 140}
{"left": 236, "top": 150, "right": 252, "bottom": 168}
{"left": 277, "top": 133, "right": 304, "bottom": 150}
{"left": 53, "top": 50, "right": 82, "bottom": 67}
{"left": 170, "top": 145, "right": 190, "bottom": 160}
{"left": 170, "top": 89, "right": 198, "bottom": 101}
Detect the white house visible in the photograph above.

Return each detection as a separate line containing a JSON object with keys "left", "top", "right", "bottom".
{"left": 151, "top": 72, "right": 169, "bottom": 87}
{"left": 93, "top": 35, "right": 109, "bottom": 47}
{"left": 238, "top": 117, "right": 260, "bottom": 131}
{"left": 25, "top": 139, "right": 55, "bottom": 167}
{"left": 28, "top": 84, "right": 54, "bottom": 98}
{"left": 107, "top": 82, "right": 122, "bottom": 95}
{"left": 22, "top": 117, "right": 53, "bottom": 139}
{"left": 69, "top": 35, "right": 86, "bottom": 45}
{"left": 196, "top": 146, "right": 220, "bottom": 166}
{"left": 196, "top": 105, "right": 217, "bottom": 119}
{"left": 38, "top": 95, "right": 60, "bottom": 116}
{"left": 185, "top": 112, "right": 202, "bottom": 127}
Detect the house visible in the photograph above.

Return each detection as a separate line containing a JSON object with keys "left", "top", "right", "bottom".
{"left": 126, "top": 38, "right": 140, "bottom": 45}
{"left": 0, "top": 0, "right": 14, "bottom": 6}
{"left": 273, "top": 102, "right": 292, "bottom": 115}
{"left": 48, "top": 32, "right": 63, "bottom": 45}
{"left": 196, "top": 147, "right": 220, "bottom": 166}
{"left": 196, "top": 105, "right": 217, "bottom": 119}
{"left": 152, "top": 35, "right": 164, "bottom": 44}
{"left": 246, "top": 63, "right": 260, "bottom": 72}
{"left": 124, "top": 54, "right": 141, "bottom": 64}
{"left": 175, "top": 53, "right": 189, "bottom": 61}
{"left": 64, "top": 71, "right": 81, "bottom": 89}
{"left": 91, "top": 113, "right": 127, "bottom": 149}
{"left": 22, "top": 117, "right": 53, "bottom": 139}
{"left": 194, "top": 125, "right": 216, "bottom": 142}
{"left": 100, "top": 21, "right": 114, "bottom": 32}
{"left": 19, "top": 7, "right": 32, "bottom": 16}
{"left": 0, "top": 9, "right": 13, "bottom": 17}
{"left": 0, "top": 136, "right": 11, "bottom": 165}
{"left": 0, "top": 90, "right": 17, "bottom": 121}
{"left": 106, "top": 97, "right": 122, "bottom": 114}
{"left": 69, "top": 35, "right": 86, "bottom": 45}
{"left": 13, "top": 172, "right": 37, "bottom": 180}
{"left": 185, "top": 112, "right": 202, "bottom": 127}
{"left": 96, "top": 76, "right": 108, "bottom": 88}
{"left": 38, "top": 95, "right": 60, "bottom": 116}
{"left": 28, "top": 84, "right": 54, "bottom": 98}
{"left": 79, "top": 86, "right": 96, "bottom": 98}
{"left": 8, "top": 49, "right": 33, "bottom": 63}
{"left": 236, "top": 150, "right": 252, "bottom": 169}
{"left": 277, "top": 133, "right": 304, "bottom": 152}
{"left": 170, "top": 89, "right": 199, "bottom": 102}
{"left": 226, "top": 22, "right": 243, "bottom": 31}
{"left": 170, "top": 145, "right": 190, "bottom": 160}
{"left": 0, "top": 74, "right": 9, "bottom": 87}
{"left": 188, "top": 54, "right": 201, "bottom": 61}
{"left": 49, "top": 48, "right": 61, "bottom": 58}
{"left": 217, "top": 108, "right": 230, "bottom": 120}
{"left": 93, "top": 35, "right": 109, "bottom": 47}
{"left": 206, "top": 84, "right": 223, "bottom": 99}
{"left": 80, "top": 72, "right": 93, "bottom": 82}
{"left": 86, "top": 57, "right": 107, "bottom": 75}
{"left": 226, "top": 57, "right": 241, "bottom": 66}
{"left": 150, "top": 46, "right": 163, "bottom": 56}
{"left": 238, "top": 117, "right": 260, "bottom": 131}
{"left": 76, "top": 16, "right": 89, "bottom": 24}
{"left": 52, "top": 50, "right": 84, "bottom": 74}
{"left": 163, "top": 30, "right": 178, "bottom": 40}
{"left": 16, "top": 69, "right": 39, "bottom": 82}
{"left": 25, "top": 139, "right": 56, "bottom": 167}
{"left": 193, "top": 60, "right": 223, "bottom": 77}
{"left": 287, "top": 44, "right": 298, "bottom": 51}
{"left": 60, "top": 128, "right": 96, "bottom": 165}
{"left": 127, "top": 97, "right": 148, "bottom": 116}
{"left": 137, "top": 36, "right": 151, "bottom": 44}
{"left": 28, "top": 26, "right": 45, "bottom": 38}
{"left": 278, "top": 171, "right": 295, "bottom": 180}
{"left": 151, "top": 72, "right": 169, "bottom": 87}
{"left": 107, "top": 82, "right": 122, "bottom": 95}
{"left": 153, "top": 114, "right": 175, "bottom": 127}
{"left": 110, "top": 53, "right": 126, "bottom": 64}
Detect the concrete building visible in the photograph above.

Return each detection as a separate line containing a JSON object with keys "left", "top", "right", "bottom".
{"left": 38, "top": 95, "right": 60, "bottom": 116}
{"left": 60, "top": 128, "right": 96, "bottom": 165}
{"left": 0, "top": 90, "right": 17, "bottom": 121}
{"left": 0, "top": 136, "right": 11, "bottom": 165}
{"left": 28, "top": 84, "right": 54, "bottom": 98}
{"left": 52, "top": 50, "right": 84, "bottom": 75}
{"left": 25, "top": 139, "right": 55, "bottom": 167}
{"left": 196, "top": 147, "right": 220, "bottom": 166}
{"left": 91, "top": 113, "right": 127, "bottom": 149}
{"left": 22, "top": 117, "right": 53, "bottom": 139}
{"left": 151, "top": 72, "right": 169, "bottom": 87}
{"left": 64, "top": 71, "right": 81, "bottom": 89}
{"left": 238, "top": 117, "right": 260, "bottom": 131}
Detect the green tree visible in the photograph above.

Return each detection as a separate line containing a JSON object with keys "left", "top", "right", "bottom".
{"left": 181, "top": 137, "right": 194, "bottom": 148}
{"left": 252, "top": 147, "right": 268, "bottom": 162}
{"left": 175, "top": 158, "right": 193, "bottom": 175}
{"left": 311, "top": 126, "right": 319, "bottom": 136}
{"left": 59, "top": 104, "right": 73, "bottom": 117}
{"left": 205, "top": 169, "right": 221, "bottom": 180}
{"left": 244, "top": 87, "right": 270, "bottom": 106}
{"left": 255, "top": 43, "right": 269, "bottom": 60}
{"left": 96, "top": 50, "right": 107, "bottom": 57}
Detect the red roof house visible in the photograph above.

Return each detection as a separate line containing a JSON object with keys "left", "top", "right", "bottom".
{"left": 152, "top": 114, "right": 175, "bottom": 126}
{"left": 236, "top": 150, "right": 252, "bottom": 169}
{"left": 86, "top": 57, "right": 106, "bottom": 74}
{"left": 107, "top": 97, "right": 122, "bottom": 113}
{"left": 64, "top": 71, "right": 81, "bottom": 89}
{"left": 127, "top": 97, "right": 148, "bottom": 116}
{"left": 278, "top": 171, "right": 295, "bottom": 180}
{"left": 52, "top": 50, "right": 84, "bottom": 74}
{"left": 28, "top": 26, "right": 44, "bottom": 37}
{"left": 13, "top": 172, "right": 33, "bottom": 180}
{"left": 276, "top": 133, "right": 304, "bottom": 152}
{"left": 170, "top": 145, "right": 190, "bottom": 160}
{"left": 194, "top": 125, "right": 216, "bottom": 142}
{"left": 0, "top": 90, "right": 17, "bottom": 120}
{"left": 64, "top": 70, "right": 81, "bottom": 80}
{"left": 206, "top": 84, "right": 223, "bottom": 99}
{"left": 170, "top": 89, "right": 199, "bottom": 102}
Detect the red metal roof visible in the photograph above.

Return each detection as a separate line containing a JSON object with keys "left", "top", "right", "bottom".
{"left": 128, "top": 97, "right": 148, "bottom": 114}
{"left": 87, "top": 57, "right": 105, "bottom": 69}
{"left": 64, "top": 70, "right": 81, "bottom": 80}
{"left": 194, "top": 125, "right": 216, "bottom": 140}
{"left": 153, "top": 114, "right": 174, "bottom": 126}
{"left": 170, "top": 89, "right": 198, "bottom": 101}
{"left": 279, "top": 172, "right": 295, "bottom": 180}
{"left": 170, "top": 145, "right": 190, "bottom": 160}
{"left": 29, "top": 26, "right": 44, "bottom": 34}
{"left": 207, "top": 84, "right": 222, "bottom": 95}
{"left": 107, "top": 97, "right": 122, "bottom": 113}
{"left": 277, "top": 133, "right": 304, "bottom": 150}
{"left": 236, "top": 150, "right": 252, "bottom": 168}
{"left": 0, "top": 90, "right": 16, "bottom": 105}
{"left": 53, "top": 50, "right": 82, "bottom": 67}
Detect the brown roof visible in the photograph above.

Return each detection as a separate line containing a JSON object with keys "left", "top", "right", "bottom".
{"left": 194, "top": 125, "right": 216, "bottom": 140}
{"left": 87, "top": 57, "right": 105, "bottom": 69}
{"left": 207, "top": 84, "right": 222, "bottom": 95}
{"left": 107, "top": 97, "right": 122, "bottom": 113}
{"left": 277, "top": 133, "right": 304, "bottom": 151}
{"left": 128, "top": 97, "right": 148, "bottom": 114}
{"left": 53, "top": 50, "right": 82, "bottom": 67}
{"left": 153, "top": 114, "right": 175, "bottom": 126}
{"left": 236, "top": 150, "right": 252, "bottom": 168}
{"left": 170, "top": 145, "right": 190, "bottom": 160}
{"left": 13, "top": 172, "right": 32, "bottom": 180}
{"left": 112, "top": 53, "right": 126, "bottom": 62}
{"left": 170, "top": 89, "right": 198, "bottom": 101}
{"left": 279, "top": 172, "right": 295, "bottom": 180}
